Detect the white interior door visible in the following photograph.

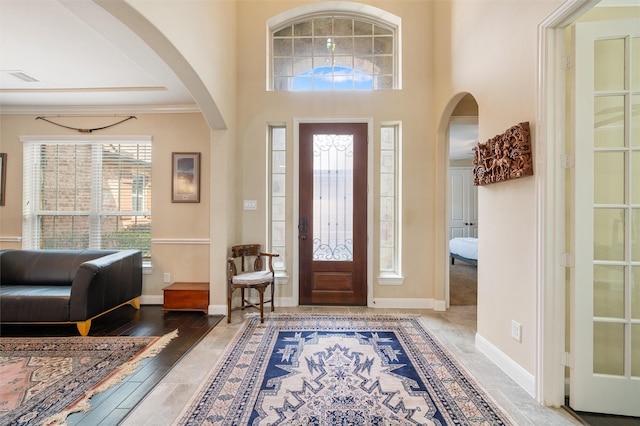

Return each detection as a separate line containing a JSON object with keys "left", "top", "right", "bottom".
{"left": 570, "top": 18, "right": 640, "bottom": 417}
{"left": 449, "top": 167, "right": 477, "bottom": 238}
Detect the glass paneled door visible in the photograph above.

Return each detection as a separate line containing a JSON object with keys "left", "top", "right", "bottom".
{"left": 571, "top": 18, "right": 640, "bottom": 416}
{"left": 299, "top": 123, "right": 367, "bottom": 305}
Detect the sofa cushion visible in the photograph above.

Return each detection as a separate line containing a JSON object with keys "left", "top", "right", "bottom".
{"left": 0, "top": 286, "right": 71, "bottom": 322}
{"left": 0, "top": 250, "right": 115, "bottom": 286}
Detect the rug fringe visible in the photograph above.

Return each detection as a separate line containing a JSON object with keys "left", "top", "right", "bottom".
{"left": 246, "top": 312, "right": 422, "bottom": 320}
{"left": 41, "top": 329, "right": 179, "bottom": 426}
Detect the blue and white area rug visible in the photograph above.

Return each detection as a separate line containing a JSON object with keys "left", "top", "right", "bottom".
{"left": 178, "top": 314, "right": 513, "bottom": 425}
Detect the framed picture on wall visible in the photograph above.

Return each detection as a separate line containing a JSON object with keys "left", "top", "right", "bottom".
{"left": 172, "top": 152, "right": 200, "bottom": 203}
{"left": 0, "top": 153, "right": 6, "bottom": 206}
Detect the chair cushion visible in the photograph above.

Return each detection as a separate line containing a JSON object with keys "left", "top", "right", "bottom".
{"left": 232, "top": 271, "right": 272, "bottom": 285}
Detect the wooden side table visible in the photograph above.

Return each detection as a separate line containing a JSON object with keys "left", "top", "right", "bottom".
{"left": 162, "top": 282, "right": 209, "bottom": 313}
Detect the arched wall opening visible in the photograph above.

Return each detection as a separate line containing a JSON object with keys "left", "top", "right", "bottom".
{"left": 436, "top": 93, "right": 479, "bottom": 310}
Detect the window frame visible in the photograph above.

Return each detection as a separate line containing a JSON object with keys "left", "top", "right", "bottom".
{"left": 378, "top": 123, "right": 403, "bottom": 285}
{"left": 268, "top": 125, "right": 287, "bottom": 272}
{"left": 268, "top": 5, "right": 402, "bottom": 92}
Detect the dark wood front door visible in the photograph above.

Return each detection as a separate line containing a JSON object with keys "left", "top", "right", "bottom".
{"left": 299, "top": 122, "right": 367, "bottom": 305}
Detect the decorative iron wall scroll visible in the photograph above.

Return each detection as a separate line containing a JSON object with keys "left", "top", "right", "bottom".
{"left": 473, "top": 121, "right": 532, "bottom": 186}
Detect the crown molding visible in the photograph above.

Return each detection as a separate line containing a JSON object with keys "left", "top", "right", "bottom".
{"left": 0, "top": 103, "right": 201, "bottom": 115}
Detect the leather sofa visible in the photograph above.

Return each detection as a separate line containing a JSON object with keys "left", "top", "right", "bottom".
{"left": 0, "top": 249, "right": 143, "bottom": 335}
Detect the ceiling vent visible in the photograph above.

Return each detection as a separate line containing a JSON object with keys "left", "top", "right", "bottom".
{"left": 6, "top": 70, "right": 41, "bottom": 83}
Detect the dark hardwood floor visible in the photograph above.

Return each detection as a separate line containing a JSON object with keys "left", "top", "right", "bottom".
{"left": 564, "top": 399, "right": 640, "bottom": 426}
{"left": 0, "top": 305, "right": 223, "bottom": 425}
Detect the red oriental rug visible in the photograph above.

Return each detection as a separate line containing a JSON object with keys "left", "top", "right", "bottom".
{"left": 0, "top": 331, "right": 177, "bottom": 425}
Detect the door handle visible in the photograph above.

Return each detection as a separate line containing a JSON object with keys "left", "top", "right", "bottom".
{"left": 299, "top": 218, "right": 308, "bottom": 240}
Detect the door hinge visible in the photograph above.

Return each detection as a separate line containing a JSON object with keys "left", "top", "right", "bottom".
{"left": 561, "top": 352, "right": 573, "bottom": 368}
{"left": 561, "top": 252, "right": 575, "bottom": 268}
{"left": 561, "top": 154, "right": 575, "bottom": 169}
{"left": 561, "top": 55, "right": 572, "bottom": 71}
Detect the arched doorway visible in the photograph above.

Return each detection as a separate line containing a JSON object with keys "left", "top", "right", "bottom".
{"left": 437, "top": 93, "right": 479, "bottom": 309}
{"left": 446, "top": 95, "right": 479, "bottom": 308}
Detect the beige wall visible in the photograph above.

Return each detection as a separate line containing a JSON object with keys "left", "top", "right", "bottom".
{"left": 0, "top": 113, "right": 211, "bottom": 299}
{"left": 434, "top": 0, "right": 563, "bottom": 374}
{"left": 126, "top": 0, "right": 237, "bottom": 130}
{"left": 236, "top": 1, "right": 438, "bottom": 303}
{"left": 124, "top": 0, "right": 240, "bottom": 307}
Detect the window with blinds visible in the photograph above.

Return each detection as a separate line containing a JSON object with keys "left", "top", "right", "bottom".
{"left": 21, "top": 136, "right": 152, "bottom": 257}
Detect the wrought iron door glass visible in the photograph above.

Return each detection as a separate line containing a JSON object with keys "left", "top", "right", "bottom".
{"left": 312, "top": 134, "right": 353, "bottom": 261}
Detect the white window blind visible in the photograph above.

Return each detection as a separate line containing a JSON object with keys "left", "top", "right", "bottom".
{"left": 21, "top": 136, "right": 152, "bottom": 257}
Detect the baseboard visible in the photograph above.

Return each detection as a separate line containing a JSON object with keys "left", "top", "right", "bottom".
{"left": 141, "top": 295, "right": 163, "bottom": 305}
{"left": 141, "top": 296, "right": 225, "bottom": 317}
{"left": 275, "top": 297, "right": 295, "bottom": 307}
{"left": 371, "top": 298, "right": 434, "bottom": 309}
{"left": 209, "top": 304, "right": 227, "bottom": 316}
{"left": 433, "top": 299, "right": 447, "bottom": 311}
{"left": 145, "top": 297, "right": 441, "bottom": 315}
{"left": 475, "top": 332, "right": 536, "bottom": 397}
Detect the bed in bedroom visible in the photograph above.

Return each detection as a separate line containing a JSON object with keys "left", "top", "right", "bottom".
{"left": 449, "top": 237, "right": 478, "bottom": 266}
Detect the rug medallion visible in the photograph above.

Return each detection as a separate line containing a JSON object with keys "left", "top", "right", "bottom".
{"left": 178, "top": 314, "right": 512, "bottom": 425}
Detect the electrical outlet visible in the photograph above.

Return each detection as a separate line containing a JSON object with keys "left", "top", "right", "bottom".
{"left": 511, "top": 320, "right": 522, "bottom": 342}
{"left": 163, "top": 272, "right": 171, "bottom": 283}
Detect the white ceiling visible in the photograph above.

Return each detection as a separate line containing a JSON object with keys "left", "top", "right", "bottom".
{"left": 0, "top": 0, "right": 196, "bottom": 114}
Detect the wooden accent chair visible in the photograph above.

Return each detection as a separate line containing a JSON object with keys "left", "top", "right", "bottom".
{"left": 227, "top": 244, "right": 279, "bottom": 323}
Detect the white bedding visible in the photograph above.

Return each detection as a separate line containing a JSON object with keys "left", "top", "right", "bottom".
{"left": 449, "top": 237, "right": 478, "bottom": 260}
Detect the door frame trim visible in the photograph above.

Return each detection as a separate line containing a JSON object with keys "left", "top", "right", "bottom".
{"left": 536, "top": 0, "right": 600, "bottom": 406}
{"left": 293, "top": 117, "right": 374, "bottom": 307}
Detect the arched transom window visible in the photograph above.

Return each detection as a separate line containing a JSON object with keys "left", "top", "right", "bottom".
{"left": 270, "top": 14, "right": 398, "bottom": 91}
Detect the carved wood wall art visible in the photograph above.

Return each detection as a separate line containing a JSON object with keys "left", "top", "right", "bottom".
{"left": 473, "top": 121, "right": 533, "bottom": 186}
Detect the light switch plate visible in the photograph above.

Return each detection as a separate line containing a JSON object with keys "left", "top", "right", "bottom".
{"left": 243, "top": 200, "right": 257, "bottom": 210}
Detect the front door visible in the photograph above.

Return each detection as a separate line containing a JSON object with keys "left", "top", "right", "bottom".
{"left": 298, "top": 122, "right": 367, "bottom": 305}
{"left": 570, "top": 18, "right": 640, "bottom": 417}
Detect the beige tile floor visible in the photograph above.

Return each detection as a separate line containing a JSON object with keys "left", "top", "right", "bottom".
{"left": 122, "top": 306, "right": 581, "bottom": 425}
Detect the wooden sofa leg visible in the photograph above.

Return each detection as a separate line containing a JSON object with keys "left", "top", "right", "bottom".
{"left": 130, "top": 297, "right": 141, "bottom": 310}
{"left": 77, "top": 320, "right": 92, "bottom": 336}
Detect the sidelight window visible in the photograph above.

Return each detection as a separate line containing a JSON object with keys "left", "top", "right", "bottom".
{"left": 269, "top": 126, "right": 287, "bottom": 270}
{"left": 379, "top": 124, "right": 403, "bottom": 283}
